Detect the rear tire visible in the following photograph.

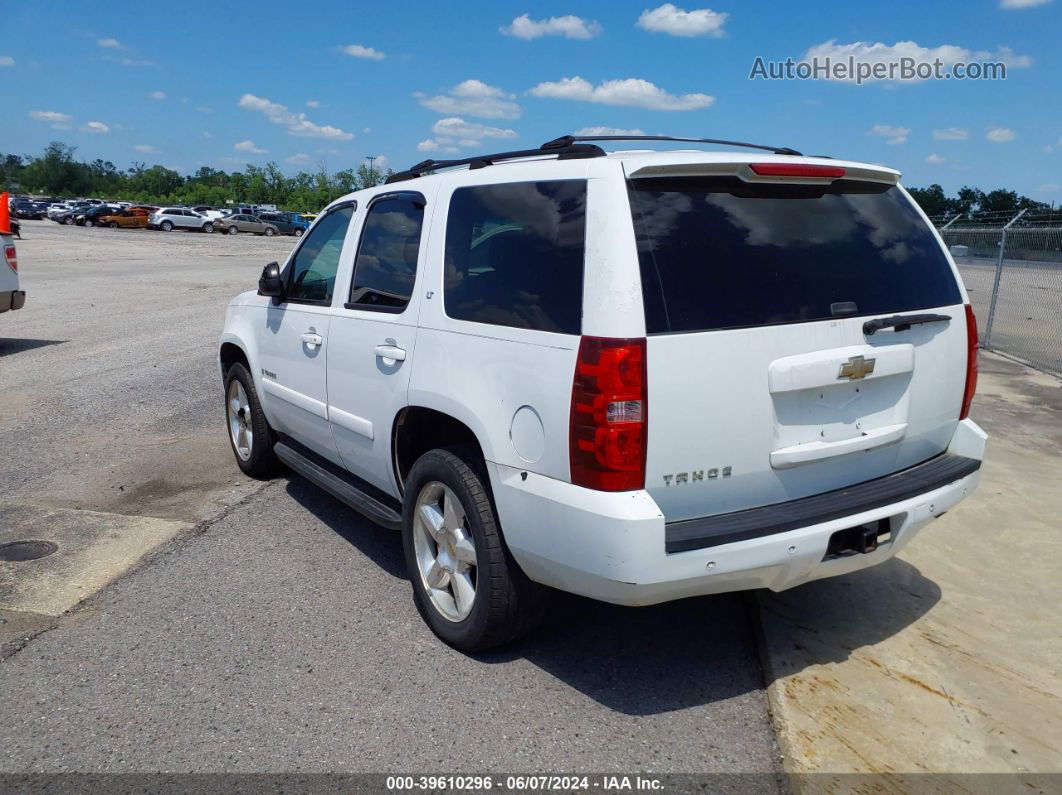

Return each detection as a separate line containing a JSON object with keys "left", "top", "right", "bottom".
{"left": 160, "top": 220, "right": 173, "bottom": 232}
{"left": 402, "top": 447, "right": 547, "bottom": 652}
{"left": 223, "top": 362, "right": 282, "bottom": 479}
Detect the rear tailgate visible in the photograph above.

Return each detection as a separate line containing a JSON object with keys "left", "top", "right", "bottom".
{"left": 625, "top": 159, "right": 968, "bottom": 523}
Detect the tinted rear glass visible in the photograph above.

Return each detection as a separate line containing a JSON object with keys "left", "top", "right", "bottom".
{"left": 444, "top": 180, "right": 586, "bottom": 335}
{"left": 629, "top": 178, "right": 961, "bottom": 334}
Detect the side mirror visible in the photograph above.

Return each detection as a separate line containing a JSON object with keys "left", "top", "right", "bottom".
{"left": 258, "top": 261, "right": 284, "bottom": 298}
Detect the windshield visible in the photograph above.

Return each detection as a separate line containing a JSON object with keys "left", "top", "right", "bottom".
{"left": 628, "top": 177, "right": 962, "bottom": 334}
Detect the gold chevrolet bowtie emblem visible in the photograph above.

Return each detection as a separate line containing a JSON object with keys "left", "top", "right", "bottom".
{"left": 838, "top": 355, "right": 876, "bottom": 380}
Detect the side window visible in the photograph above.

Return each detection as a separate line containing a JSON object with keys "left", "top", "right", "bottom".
{"left": 347, "top": 194, "right": 424, "bottom": 312}
{"left": 286, "top": 205, "right": 355, "bottom": 304}
{"left": 443, "top": 181, "right": 586, "bottom": 334}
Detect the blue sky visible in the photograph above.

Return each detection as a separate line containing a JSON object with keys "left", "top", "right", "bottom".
{"left": 3, "top": 0, "right": 1060, "bottom": 200}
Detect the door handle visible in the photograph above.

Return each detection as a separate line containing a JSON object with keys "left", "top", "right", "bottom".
{"left": 301, "top": 331, "right": 324, "bottom": 350}
{"left": 374, "top": 344, "right": 406, "bottom": 362}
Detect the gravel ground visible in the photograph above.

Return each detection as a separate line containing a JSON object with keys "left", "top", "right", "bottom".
{"left": 0, "top": 221, "right": 780, "bottom": 782}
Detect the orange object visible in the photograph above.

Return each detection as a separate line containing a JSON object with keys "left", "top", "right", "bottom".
{"left": 0, "top": 192, "right": 9, "bottom": 235}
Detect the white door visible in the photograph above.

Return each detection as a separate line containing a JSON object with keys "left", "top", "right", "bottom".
{"left": 326, "top": 190, "right": 431, "bottom": 495}
{"left": 257, "top": 203, "right": 357, "bottom": 464}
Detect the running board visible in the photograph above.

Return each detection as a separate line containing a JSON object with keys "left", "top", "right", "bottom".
{"left": 274, "top": 442, "right": 402, "bottom": 531}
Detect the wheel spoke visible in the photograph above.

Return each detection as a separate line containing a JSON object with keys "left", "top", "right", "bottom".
{"left": 419, "top": 503, "right": 446, "bottom": 542}
{"left": 229, "top": 398, "right": 241, "bottom": 416}
{"left": 443, "top": 489, "right": 464, "bottom": 533}
{"left": 453, "top": 535, "right": 477, "bottom": 566}
{"left": 451, "top": 571, "right": 476, "bottom": 617}
{"left": 424, "top": 558, "right": 448, "bottom": 588}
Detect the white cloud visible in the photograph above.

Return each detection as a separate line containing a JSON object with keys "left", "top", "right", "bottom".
{"left": 868, "top": 124, "right": 911, "bottom": 144}
{"left": 96, "top": 37, "right": 123, "bottom": 49}
{"left": 0, "top": 56, "right": 14, "bottom": 67}
{"left": 926, "top": 153, "right": 945, "bottom": 164}
{"left": 636, "top": 4, "right": 728, "bottom": 37}
{"left": 149, "top": 90, "right": 166, "bottom": 100}
{"left": 235, "top": 140, "right": 267, "bottom": 154}
{"left": 803, "top": 39, "right": 1033, "bottom": 83}
{"left": 238, "top": 93, "right": 354, "bottom": 140}
{"left": 341, "top": 44, "right": 385, "bottom": 60}
{"left": 574, "top": 126, "right": 647, "bottom": 136}
{"left": 29, "top": 110, "right": 72, "bottom": 123}
{"left": 933, "top": 127, "right": 968, "bottom": 140}
{"left": 416, "top": 79, "right": 521, "bottom": 120}
{"left": 82, "top": 121, "right": 110, "bottom": 134}
{"left": 112, "top": 56, "right": 154, "bottom": 67}
{"left": 305, "top": 100, "right": 320, "bottom": 108}
{"left": 286, "top": 153, "right": 314, "bottom": 165}
{"left": 530, "top": 76, "right": 713, "bottom": 111}
{"left": 1000, "top": 0, "right": 1051, "bottom": 8}
{"left": 986, "top": 127, "right": 1016, "bottom": 142}
{"left": 418, "top": 117, "right": 517, "bottom": 154}
{"left": 134, "top": 144, "right": 156, "bottom": 153}
{"left": 501, "top": 14, "right": 602, "bottom": 40}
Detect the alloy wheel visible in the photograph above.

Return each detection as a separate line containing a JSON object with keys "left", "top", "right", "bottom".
{"left": 226, "top": 379, "right": 253, "bottom": 461}
{"left": 413, "top": 481, "right": 478, "bottom": 622}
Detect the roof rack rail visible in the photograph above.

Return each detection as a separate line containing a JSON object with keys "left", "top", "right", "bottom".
{"left": 541, "top": 134, "right": 803, "bottom": 156}
{"left": 386, "top": 142, "right": 606, "bottom": 183}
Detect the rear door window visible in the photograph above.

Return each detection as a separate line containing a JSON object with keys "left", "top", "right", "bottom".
{"left": 628, "top": 178, "right": 961, "bottom": 334}
{"left": 443, "top": 180, "right": 586, "bottom": 334}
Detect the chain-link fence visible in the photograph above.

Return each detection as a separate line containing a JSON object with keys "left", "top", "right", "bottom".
{"left": 930, "top": 209, "right": 1062, "bottom": 377}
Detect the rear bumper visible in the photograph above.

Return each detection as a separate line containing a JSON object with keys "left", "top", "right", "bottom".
{"left": 491, "top": 418, "right": 987, "bottom": 606}
{"left": 0, "top": 290, "right": 26, "bottom": 313}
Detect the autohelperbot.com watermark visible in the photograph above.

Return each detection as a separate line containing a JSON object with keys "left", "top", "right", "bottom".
{"left": 749, "top": 55, "right": 1009, "bottom": 84}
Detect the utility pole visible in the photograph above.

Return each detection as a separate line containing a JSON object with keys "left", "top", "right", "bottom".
{"left": 365, "top": 155, "right": 379, "bottom": 187}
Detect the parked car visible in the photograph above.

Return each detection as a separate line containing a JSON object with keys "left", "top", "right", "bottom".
{"left": 216, "top": 135, "right": 987, "bottom": 651}
{"left": 76, "top": 205, "right": 122, "bottom": 227}
{"left": 148, "top": 207, "right": 215, "bottom": 233}
{"left": 100, "top": 208, "right": 151, "bottom": 229}
{"left": 258, "top": 212, "right": 306, "bottom": 237}
{"left": 214, "top": 214, "right": 280, "bottom": 236}
{"left": 2, "top": 221, "right": 23, "bottom": 314}
{"left": 11, "top": 200, "right": 45, "bottom": 220}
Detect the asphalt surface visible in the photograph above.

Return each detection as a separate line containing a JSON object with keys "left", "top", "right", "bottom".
{"left": 0, "top": 221, "right": 780, "bottom": 778}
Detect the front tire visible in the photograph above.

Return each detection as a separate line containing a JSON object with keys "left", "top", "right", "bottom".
{"left": 63, "top": 216, "right": 74, "bottom": 225}
{"left": 264, "top": 227, "right": 276, "bottom": 236}
{"left": 227, "top": 225, "right": 238, "bottom": 235}
{"left": 108, "top": 222, "right": 118, "bottom": 228}
{"left": 294, "top": 228, "right": 304, "bottom": 237}
{"left": 402, "top": 448, "right": 546, "bottom": 652}
{"left": 202, "top": 223, "right": 214, "bottom": 233}
{"left": 223, "top": 362, "right": 282, "bottom": 479}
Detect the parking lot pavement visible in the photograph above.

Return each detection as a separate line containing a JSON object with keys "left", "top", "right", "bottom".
{"left": 0, "top": 476, "right": 780, "bottom": 777}
{"left": 0, "top": 221, "right": 781, "bottom": 781}
{"left": 1, "top": 221, "right": 293, "bottom": 646}
{"left": 759, "top": 353, "right": 1062, "bottom": 781}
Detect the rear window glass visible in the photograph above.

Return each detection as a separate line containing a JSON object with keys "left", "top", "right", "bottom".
{"left": 629, "top": 178, "right": 961, "bottom": 334}
{"left": 444, "top": 180, "right": 586, "bottom": 335}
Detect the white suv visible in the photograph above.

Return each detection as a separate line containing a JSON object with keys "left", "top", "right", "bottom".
{"left": 149, "top": 207, "right": 214, "bottom": 233}
{"left": 219, "top": 135, "right": 986, "bottom": 651}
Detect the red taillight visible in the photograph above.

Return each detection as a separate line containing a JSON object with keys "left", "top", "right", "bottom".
{"left": 960, "top": 304, "right": 978, "bottom": 420}
{"left": 748, "top": 163, "right": 846, "bottom": 179}
{"left": 4, "top": 244, "right": 15, "bottom": 273}
{"left": 570, "top": 336, "right": 647, "bottom": 492}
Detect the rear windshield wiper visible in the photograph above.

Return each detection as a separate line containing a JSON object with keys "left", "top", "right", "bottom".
{"left": 863, "top": 313, "right": 951, "bottom": 335}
